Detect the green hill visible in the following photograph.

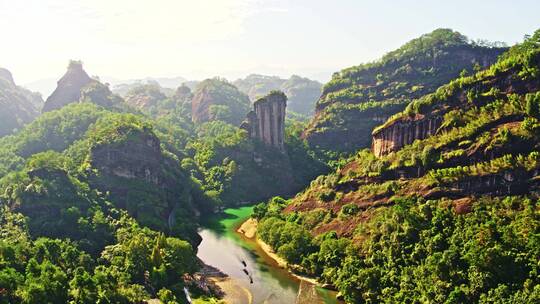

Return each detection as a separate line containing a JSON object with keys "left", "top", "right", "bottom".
{"left": 303, "top": 29, "right": 506, "bottom": 157}
{"left": 254, "top": 29, "right": 540, "bottom": 304}
{"left": 191, "top": 78, "right": 251, "bottom": 125}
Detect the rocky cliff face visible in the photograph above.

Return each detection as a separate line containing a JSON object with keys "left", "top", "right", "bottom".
{"left": 43, "top": 61, "right": 95, "bottom": 112}
{"left": 90, "top": 131, "right": 163, "bottom": 187}
{"left": 0, "top": 67, "right": 42, "bottom": 136}
{"left": 87, "top": 126, "right": 198, "bottom": 242}
{"left": 191, "top": 88, "right": 214, "bottom": 123}
{"left": 372, "top": 66, "right": 540, "bottom": 157}
{"left": 302, "top": 29, "right": 506, "bottom": 154}
{"left": 372, "top": 115, "right": 443, "bottom": 156}
{"left": 241, "top": 91, "right": 287, "bottom": 151}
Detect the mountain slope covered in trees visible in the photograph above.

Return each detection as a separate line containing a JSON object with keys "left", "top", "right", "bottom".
{"left": 254, "top": 29, "right": 540, "bottom": 304}
{"left": 303, "top": 29, "right": 507, "bottom": 157}
{"left": 0, "top": 102, "right": 211, "bottom": 303}
{"left": 191, "top": 78, "right": 251, "bottom": 125}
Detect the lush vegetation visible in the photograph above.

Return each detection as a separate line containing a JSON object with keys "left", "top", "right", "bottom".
{"left": 0, "top": 72, "right": 330, "bottom": 302}
{"left": 191, "top": 78, "right": 251, "bottom": 125}
{"left": 183, "top": 119, "right": 327, "bottom": 205}
{"left": 256, "top": 196, "right": 539, "bottom": 303}
{"left": 0, "top": 188, "right": 198, "bottom": 304}
{"left": 5, "top": 25, "right": 539, "bottom": 304}
{"left": 0, "top": 102, "right": 206, "bottom": 302}
{"left": 304, "top": 28, "right": 506, "bottom": 156}
{"left": 380, "top": 29, "right": 540, "bottom": 130}
{"left": 253, "top": 29, "right": 540, "bottom": 303}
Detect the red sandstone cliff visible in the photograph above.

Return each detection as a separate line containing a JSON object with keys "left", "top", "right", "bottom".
{"left": 372, "top": 66, "right": 540, "bottom": 157}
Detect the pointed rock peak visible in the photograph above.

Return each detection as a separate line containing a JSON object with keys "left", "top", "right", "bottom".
{"left": 43, "top": 60, "right": 95, "bottom": 112}
{"left": 59, "top": 60, "right": 92, "bottom": 84}
{"left": 0, "top": 67, "right": 15, "bottom": 85}
{"left": 67, "top": 60, "right": 84, "bottom": 70}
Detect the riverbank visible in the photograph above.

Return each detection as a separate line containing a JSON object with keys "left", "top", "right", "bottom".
{"left": 196, "top": 257, "right": 253, "bottom": 304}
{"left": 209, "top": 277, "right": 252, "bottom": 304}
{"left": 197, "top": 206, "right": 302, "bottom": 303}
{"left": 237, "top": 218, "right": 320, "bottom": 286}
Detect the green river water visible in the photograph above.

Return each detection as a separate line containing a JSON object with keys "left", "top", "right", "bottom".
{"left": 197, "top": 206, "right": 340, "bottom": 304}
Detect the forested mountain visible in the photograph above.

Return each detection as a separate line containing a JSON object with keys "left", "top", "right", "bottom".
{"left": 234, "top": 74, "right": 323, "bottom": 115}
{"left": 2, "top": 22, "right": 538, "bottom": 304}
{"left": 254, "top": 29, "right": 540, "bottom": 303}
{"left": 122, "top": 83, "right": 169, "bottom": 109}
{"left": 0, "top": 68, "right": 42, "bottom": 137}
{"left": 0, "top": 102, "right": 211, "bottom": 302}
{"left": 0, "top": 65, "right": 328, "bottom": 303}
{"left": 191, "top": 78, "right": 251, "bottom": 125}
{"left": 303, "top": 29, "right": 507, "bottom": 157}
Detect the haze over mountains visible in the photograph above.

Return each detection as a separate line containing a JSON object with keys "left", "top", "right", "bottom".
{"left": 0, "top": 23, "right": 539, "bottom": 304}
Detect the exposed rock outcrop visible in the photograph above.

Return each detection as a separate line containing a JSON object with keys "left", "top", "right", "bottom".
{"left": 90, "top": 131, "right": 163, "bottom": 187}
{"left": 372, "top": 115, "right": 443, "bottom": 157}
{"left": 43, "top": 60, "right": 95, "bottom": 112}
{"left": 87, "top": 126, "right": 200, "bottom": 244}
{"left": 241, "top": 91, "right": 287, "bottom": 151}
{"left": 372, "top": 64, "right": 540, "bottom": 157}
{"left": 302, "top": 29, "right": 506, "bottom": 154}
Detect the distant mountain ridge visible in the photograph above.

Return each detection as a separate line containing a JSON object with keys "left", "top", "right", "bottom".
{"left": 234, "top": 74, "right": 322, "bottom": 115}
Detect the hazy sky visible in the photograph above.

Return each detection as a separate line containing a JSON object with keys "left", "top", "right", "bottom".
{"left": 1, "top": 0, "right": 539, "bottom": 86}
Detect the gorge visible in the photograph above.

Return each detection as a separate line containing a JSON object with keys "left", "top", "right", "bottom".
{"left": 1, "top": 22, "right": 539, "bottom": 304}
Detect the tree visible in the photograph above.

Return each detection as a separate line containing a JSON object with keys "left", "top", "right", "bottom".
{"left": 525, "top": 93, "right": 540, "bottom": 118}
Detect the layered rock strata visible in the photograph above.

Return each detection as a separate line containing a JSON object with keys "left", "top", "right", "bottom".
{"left": 242, "top": 91, "right": 287, "bottom": 151}
{"left": 372, "top": 115, "right": 443, "bottom": 157}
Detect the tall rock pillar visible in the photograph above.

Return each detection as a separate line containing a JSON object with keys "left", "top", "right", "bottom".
{"left": 241, "top": 91, "right": 287, "bottom": 151}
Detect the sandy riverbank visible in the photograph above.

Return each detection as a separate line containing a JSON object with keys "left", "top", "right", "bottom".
{"left": 237, "top": 217, "right": 258, "bottom": 239}
{"left": 236, "top": 218, "right": 320, "bottom": 286}
{"left": 197, "top": 261, "right": 253, "bottom": 304}
{"left": 209, "top": 277, "right": 253, "bottom": 304}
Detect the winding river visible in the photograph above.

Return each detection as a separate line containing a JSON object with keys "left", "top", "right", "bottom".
{"left": 197, "top": 206, "right": 340, "bottom": 304}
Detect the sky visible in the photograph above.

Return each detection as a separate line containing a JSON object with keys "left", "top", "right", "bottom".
{"left": 1, "top": 0, "right": 539, "bottom": 89}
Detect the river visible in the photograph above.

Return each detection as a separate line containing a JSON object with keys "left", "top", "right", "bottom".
{"left": 197, "top": 206, "right": 341, "bottom": 304}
